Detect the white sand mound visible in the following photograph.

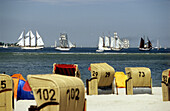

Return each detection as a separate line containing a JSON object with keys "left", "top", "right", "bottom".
{"left": 15, "top": 87, "right": 170, "bottom": 111}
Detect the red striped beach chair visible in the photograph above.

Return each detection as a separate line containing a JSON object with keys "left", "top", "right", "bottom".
{"left": 53, "top": 63, "right": 81, "bottom": 78}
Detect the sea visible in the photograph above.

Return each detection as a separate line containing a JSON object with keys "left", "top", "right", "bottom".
{"left": 0, "top": 47, "right": 170, "bottom": 87}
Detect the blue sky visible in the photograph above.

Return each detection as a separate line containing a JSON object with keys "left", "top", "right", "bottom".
{"left": 0, "top": 0, "right": 170, "bottom": 47}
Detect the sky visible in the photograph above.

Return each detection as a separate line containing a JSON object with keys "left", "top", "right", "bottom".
{"left": 0, "top": 0, "right": 170, "bottom": 47}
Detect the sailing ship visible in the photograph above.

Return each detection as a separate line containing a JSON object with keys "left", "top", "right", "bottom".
{"left": 139, "top": 36, "right": 152, "bottom": 51}
{"left": 111, "top": 32, "right": 124, "bottom": 51}
{"left": 96, "top": 37, "right": 104, "bottom": 52}
{"left": 96, "top": 32, "right": 128, "bottom": 52}
{"left": 55, "top": 33, "right": 75, "bottom": 51}
{"left": 16, "top": 30, "right": 44, "bottom": 49}
{"left": 122, "top": 39, "right": 130, "bottom": 49}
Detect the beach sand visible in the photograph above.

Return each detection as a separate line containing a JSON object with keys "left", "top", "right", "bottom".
{"left": 15, "top": 87, "right": 170, "bottom": 111}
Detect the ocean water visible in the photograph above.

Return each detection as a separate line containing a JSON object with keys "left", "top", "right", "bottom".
{"left": 0, "top": 47, "right": 170, "bottom": 87}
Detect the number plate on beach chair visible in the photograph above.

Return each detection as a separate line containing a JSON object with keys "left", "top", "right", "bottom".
{"left": 0, "top": 74, "right": 13, "bottom": 111}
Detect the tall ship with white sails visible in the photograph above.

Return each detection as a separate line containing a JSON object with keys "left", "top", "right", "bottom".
{"left": 96, "top": 32, "right": 129, "bottom": 52}
{"left": 16, "top": 30, "right": 44, "bottom": 49}
{"left": 55, "top": 33, "right": 75, "bottom": 51}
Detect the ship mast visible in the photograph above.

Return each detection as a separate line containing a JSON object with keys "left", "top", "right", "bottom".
{"left": 114, "top": 32, "right": 117, "bottom": 48}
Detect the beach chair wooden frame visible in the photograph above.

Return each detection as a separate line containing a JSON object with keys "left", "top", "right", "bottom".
{"left": 53, "top": 63, "right": 81, "bottom": 78}
{"left": 27, "top": 74, "right": 86, "bottom": 111}
{"left": 125, "top": 67, "right": 152, "bottom": 95}
{"left": 86, "top": 77, "right": 98, "bottom": 95}
{"left": 0, "top": 74, "right": 14, "bottom": 111}
{"left": 86, "top": 63, "right": 115, "bottom": 95}
{"left": 161, "top": 69, "right": 170, "bottom": 101}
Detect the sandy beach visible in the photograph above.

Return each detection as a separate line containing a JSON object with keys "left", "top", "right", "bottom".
{"left": 15, "top": 87, "right": 170, "bottom": 111}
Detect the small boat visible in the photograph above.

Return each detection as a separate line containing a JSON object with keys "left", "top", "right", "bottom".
{"left": 16, "top": 30, "right": 44, "bottom": 50}
{"left": 96, "top": 36, "right": 104, "bottom": 52}
{"left": 55, "top": 33, "right": 75, "bottom": 51}
{"left": 3, "top": 44, "right": 8, "bottom": 48}
{"left": 55, "top": 47, "right": 71, "bottom": 51}
{"left": 139, "top": 36, "right": 152, "bottom": 51}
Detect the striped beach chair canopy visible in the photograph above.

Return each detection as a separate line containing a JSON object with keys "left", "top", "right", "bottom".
{"left": 53, "top": 63, "right": 81, "bottom": 78}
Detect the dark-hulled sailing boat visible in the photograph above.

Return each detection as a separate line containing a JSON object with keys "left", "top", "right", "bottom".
{"left": 139, "top": 37, "right": 152, "bottom": 51}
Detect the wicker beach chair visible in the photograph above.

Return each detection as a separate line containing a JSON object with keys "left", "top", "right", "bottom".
{"left": 27, "top": 74, "right": 86, "bottom": 111}
{"left": 161, "top": 69, "right": 170, "bottom": 101}
{"left": 53, "top": 63, "right": 81, "bottom": 78}
{"left": 86, "top": 63, "right": 115, "bottom": 95}
{"left": 0, "top": 74, "right": 14, "bottom": 111}
{"left": 125, "top": 67, "right": 152, "bottom": 95}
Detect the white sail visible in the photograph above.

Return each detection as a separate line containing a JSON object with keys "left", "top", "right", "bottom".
{"left": 98, "top": 37, "right": 104, "bottom": 50}
{"left": 36, "top": 31, "right": 44, "bottom": 46}
{"left": 110, "top": 37, "right": 114, "bottom": 48}
{"left": 59, "top": 33, "right": 69, "bottom": 48}
{"left": 105, "top": 36, "right": 110, "bottom": 47}
{"left": 122, "top": 39, "right": 129, "bottom": 48}
{"left": 30, "top": 31, "right": 36, "bottom": 46}
{"left": 25, "top": 31, "right": 30, "bottom": 37}
{"left": 117, "top": 38, "right": 122, "bottom": 48}
{"left": 55, "top": 41, "right": 57, "bottom": 47}
{"left": 114, "top": 32, "right": 118, "bottom": 39}
{"left": 17, "top": 38, "right": 24, "bottom": 46}
{"left": 25, "top": 36, "right": 30, "bottom": 46}
{"left": 113, "top": 32, "right": 121, "bottom": 49}
{"left": 18, "top": 31, "right": 24, "bottom": 40}
{"left": 68, "top": 40, "right": 75, "bottom": 48}
{"left": 17, "top": 31, "right": 24, "bottom": 46}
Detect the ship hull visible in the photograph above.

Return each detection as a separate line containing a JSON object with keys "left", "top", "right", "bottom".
{"left": 111, "top": 48, "right": 122, "bottom": 51}
{"left": 139, "top": 48, "right": 151, "bottom": 51}
{"left": 55, "top": 47, "right": 71, "bottom": 51}
{"left": 21, "top": 46, "right": 44, "bottom": 50}
{"left": 96, "top": 49, "right": 104, "bottom": 52}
